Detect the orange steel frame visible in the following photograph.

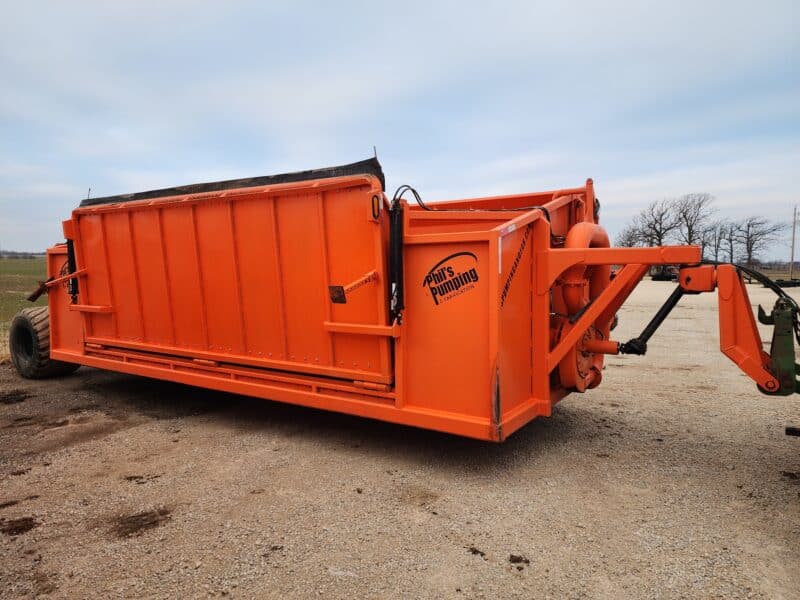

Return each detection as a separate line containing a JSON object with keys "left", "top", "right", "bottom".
{"left": 44, "top": 175, "right": 777, "bottom": 441}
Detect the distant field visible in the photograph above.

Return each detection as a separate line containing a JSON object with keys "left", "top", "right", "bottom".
{"left": 756, "top": 269, "right": 795, "bottom": 281}
{"left": 0, "top": 257, "right": 47, "bottom": 358}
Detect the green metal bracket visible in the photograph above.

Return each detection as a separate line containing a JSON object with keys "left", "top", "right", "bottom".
{"left": 758, "top": 298, "right": 800, "bottom": 395}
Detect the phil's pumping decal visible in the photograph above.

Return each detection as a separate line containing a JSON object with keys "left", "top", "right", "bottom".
{"left": 422, "top": 252, "right": 479, "bottom": 305}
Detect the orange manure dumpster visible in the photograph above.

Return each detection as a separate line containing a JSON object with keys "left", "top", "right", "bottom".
{"left": 9, "top": 158, "right": 798, "bottom": 441}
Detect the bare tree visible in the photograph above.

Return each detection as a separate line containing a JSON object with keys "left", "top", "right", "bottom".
{"left": 735, "top": 217, "right": 787, "bottom": 267}
{"left": 633, "top": 199, "right": 679, "bottom": 246}
{"left": 722, "top": 221, "right": 738, "bottom": 262}
{"left": 703, "top": 219, "right": 728, "bottom": 262}
{"left": 615, "top": 223, "right": 641, "bottom": 247}
{"left": 674, "top": 193, "right": 715, "bottom": 246}
{"left": 614, "top": 195, "right": 788, "bottom": 268}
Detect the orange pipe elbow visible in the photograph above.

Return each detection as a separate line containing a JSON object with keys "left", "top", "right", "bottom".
{"left": 557, "top": 222, "right": 614, "bottom": 393}
{"left": 561, "top": 223, "right": 611, "bottom": 315}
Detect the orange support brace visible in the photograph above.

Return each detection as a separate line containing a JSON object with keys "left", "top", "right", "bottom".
{"left": 713, "top": 265, "right": 780, "bottom": 393}
{"left": 675, "top": 264, "right": 779, "bottom": 392}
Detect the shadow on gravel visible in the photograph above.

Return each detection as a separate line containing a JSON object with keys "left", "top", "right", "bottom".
{"left": 74, "top": 368, "right": 581, "bottom": 475}
{"left": 14, "top": 367, "right": 796, "bottom": 485}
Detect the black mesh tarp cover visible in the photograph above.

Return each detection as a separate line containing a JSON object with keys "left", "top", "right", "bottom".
{"left": 79, "top": 157, "right": 385, "bottom": 207}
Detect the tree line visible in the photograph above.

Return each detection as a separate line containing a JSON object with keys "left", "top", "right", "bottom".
{"left": 615, "top": 193, "right": 787, "bottom": 267}
{"left": 0, "top": 251, "right": 46, "bottom": 259}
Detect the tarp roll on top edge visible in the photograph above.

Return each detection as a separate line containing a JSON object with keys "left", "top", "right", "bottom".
{"left": 78, "top": 157, "right": 386, "bottom": 207}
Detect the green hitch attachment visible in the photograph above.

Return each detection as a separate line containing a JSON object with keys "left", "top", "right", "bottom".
{"left": 757, "top": 297, "right": 800, "bottom": 395}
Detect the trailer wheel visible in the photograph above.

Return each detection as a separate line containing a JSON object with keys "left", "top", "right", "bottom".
{"left": 8, "top": 307, "right": 79, "bottom": 379}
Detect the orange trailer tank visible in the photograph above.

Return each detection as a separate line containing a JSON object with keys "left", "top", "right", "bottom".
{"left": 12, "top": 158, "right": 796, "bottom": 442}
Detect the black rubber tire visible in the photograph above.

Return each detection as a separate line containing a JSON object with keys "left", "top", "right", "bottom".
{"left": 8, "top": 306, "right": 79, "bottom": 379}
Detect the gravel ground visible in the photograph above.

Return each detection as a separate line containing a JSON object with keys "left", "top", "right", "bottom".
{"left": 0, "top": 280, "right": 798, "bottom": 599}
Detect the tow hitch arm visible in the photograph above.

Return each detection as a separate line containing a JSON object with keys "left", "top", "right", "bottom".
{"left": 619, "top": 264, "right": 799, "bottom": 396}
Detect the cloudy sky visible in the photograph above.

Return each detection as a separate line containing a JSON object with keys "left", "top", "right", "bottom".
{"left": 1, "top": 1, "right": 797, "bottom": 257}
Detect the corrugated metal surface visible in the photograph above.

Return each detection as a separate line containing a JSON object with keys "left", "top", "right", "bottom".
{"left": 71, "top": 175, "right": 392, "bottom": 383}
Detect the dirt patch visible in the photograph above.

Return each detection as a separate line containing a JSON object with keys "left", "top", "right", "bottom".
{"left": 123, "top": 474, "right": 161, "bottom": 485}
{"left": 33, "top": 571, "right": 57, "bottom": 595}
{"left": 0, "top": 389, "right": 30, "bottom": 404}
{"left": 692, "top": 384, "right": 716, "bottom": 392}
{"left": 403, "top": 485, "right": 439, "bottom": 507}
{"left": 0, "top": 494, "right": 38, "bottom": 511}
{"left": 1, "top": 516, "right": 38, "bottom": 535}
{"left": 68, "top": 403, "right": 99, "bottom": 413}
{"left": 262, "top": 544, "right": 284, "bottom": 559}
{"left": 111, "top": 507, "right": 171, "bottom": 538}
{"left": 5, "top": 415, "right": 35, "bottom": 428}
{"left": 24, "top": 412, "right": 136, "bottom": 455}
